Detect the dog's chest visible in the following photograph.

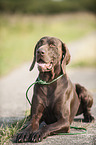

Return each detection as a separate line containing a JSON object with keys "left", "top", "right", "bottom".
{"left": 40, "top": 84, "right": 56, "bottom": 106}
{"left": 40, "top": 77, "right": 68, "bottom": 107}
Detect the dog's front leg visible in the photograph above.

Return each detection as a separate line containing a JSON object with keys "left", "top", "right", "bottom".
{"left": 15, "top": 103, "right": 44, "bottom": 143}
{"left": 31, "top": 118, "right": 70, "bottom": 142}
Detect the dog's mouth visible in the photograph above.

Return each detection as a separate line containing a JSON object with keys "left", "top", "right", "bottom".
{"left": 37, "top": 59, "right": 53, "bottom": 72}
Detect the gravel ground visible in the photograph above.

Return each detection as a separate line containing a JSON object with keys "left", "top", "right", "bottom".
{"left": 0, "top": 32, "right": 96, "bottom": 145}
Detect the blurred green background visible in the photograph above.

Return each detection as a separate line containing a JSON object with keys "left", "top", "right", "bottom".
{"left": 0, "top": 0, "right": 95, "bottom": 14}
{"left": 0, "top": 0, "right": 96, "bottom": 76}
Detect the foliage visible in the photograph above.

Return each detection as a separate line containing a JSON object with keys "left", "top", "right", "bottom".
{"left": 0, "top": 124, "right": 17, "bottom": 144}
{"left": 0, "top": 118, "right": 28, "bottom": 145}
{"left": 0, "top": 0, "right": 95, "bottom": 14}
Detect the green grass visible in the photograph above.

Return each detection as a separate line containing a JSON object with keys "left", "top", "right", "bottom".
{"left": 0, "top": 13, "right": 96, "bottom": 76}
{"left": 0, "top": 117, "right": 28, "bottom": 145}
{"left": 0, "top": 123, "right": 18, "bottom": 144}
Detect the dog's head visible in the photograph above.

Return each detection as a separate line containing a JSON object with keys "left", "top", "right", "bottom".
{"left": 30, "top": 36, "right": 70, "bottom": 74}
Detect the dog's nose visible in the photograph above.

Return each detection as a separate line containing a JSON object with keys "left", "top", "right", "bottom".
{"left": 37, "top": 49, "right": 45, "bottom": 55}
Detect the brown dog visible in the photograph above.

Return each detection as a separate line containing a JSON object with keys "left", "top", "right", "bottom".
{"left": 15, "top": 36, "right": 94, "bottom": 143}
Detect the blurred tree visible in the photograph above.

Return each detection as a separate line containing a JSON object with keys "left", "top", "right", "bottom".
{"left": 0, "top": 0, "right": 95, "bottom": 14}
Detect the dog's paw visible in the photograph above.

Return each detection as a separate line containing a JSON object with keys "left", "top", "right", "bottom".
{"left": 84, "top": 115, "right": 95, "bottom": 122}
{"left": 14, "top": 131, "right": 31, "bottom": 143}
{"left": 31, "top": 131, "right": 43, "bottom": 142}
{"left": 30, "top": 126, "right": 48, "bottom": 143}
{"left": 13, "top": 125, "right": 33, "bottom": 143}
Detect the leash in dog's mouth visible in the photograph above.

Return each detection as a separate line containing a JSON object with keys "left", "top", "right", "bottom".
{"left": 25, "top": 74, "right": 87, "bottom": 135}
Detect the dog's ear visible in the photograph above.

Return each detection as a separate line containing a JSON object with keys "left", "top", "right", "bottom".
{"left": 29, "top": 45, "right": 37, "bottom": 71}
{"left": 61, "top": 43, "right": 71, "bottom": 74}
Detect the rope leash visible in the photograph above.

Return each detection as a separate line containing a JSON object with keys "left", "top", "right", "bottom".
{"left": 58, "top": 126, "right": 87, "bottom": 135}
{"left": 26, "top": 74, "right": 64, "bottom": 106}
{"left": 26, "top": 74, "right": 87, "bottom": 135}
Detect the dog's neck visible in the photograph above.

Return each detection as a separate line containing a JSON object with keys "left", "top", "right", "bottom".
{"left": 39, "top": 62, "right": 63, "bottom": 82}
